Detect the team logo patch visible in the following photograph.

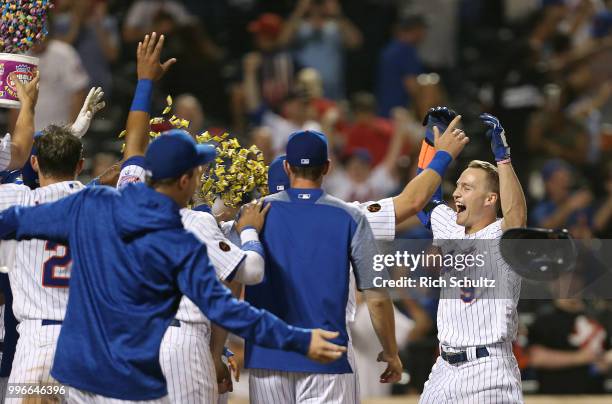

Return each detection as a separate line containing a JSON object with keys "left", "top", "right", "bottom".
{"left": 367, "top": 203, "right": 381, "bottom": 213}
{"left": 301, "top": 158, "right": 310, "bottom": 164}
{"left": 219, "top": 241, "right": 231, "bottom": 252}
{"left": 120, "top": 175, "right": 140, "bottom": 185}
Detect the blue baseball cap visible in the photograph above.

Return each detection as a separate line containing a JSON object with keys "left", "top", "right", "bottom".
{"left": 268, "top": 155, "right": 290, "bottom": 194}
{"left": 286, "top": 130, "right": 328, "bottom": 167}
{"left": 144, "top": 129, "right": 217, "bottom": 181}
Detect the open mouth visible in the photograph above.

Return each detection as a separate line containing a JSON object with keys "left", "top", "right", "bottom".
{"left": 456, "top": 202, "right": 466, "bottom": 214}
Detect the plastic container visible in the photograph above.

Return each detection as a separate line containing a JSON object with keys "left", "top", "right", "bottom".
{"left": 0, "top": 53, "right": 39, "bottom": 108}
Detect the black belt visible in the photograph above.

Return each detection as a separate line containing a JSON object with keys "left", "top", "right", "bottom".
{"left": 169, "top": 319, "right": 180, "bottom": 327}
{"left": 41, "top": 319, "right": 63, "bottom": 326}
{"left": 441, "top": 347, "right": 489, "bottom": 364}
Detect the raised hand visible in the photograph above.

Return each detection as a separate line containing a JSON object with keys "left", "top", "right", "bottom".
{"left": 422, "top": 106, "right": 458, "bottom": 146}
{"left": 433, "top": 115, "right": 469, "bottom": 160}
{"left": 71, "top": 87, "right": 106, "bottom": 138}
{"left": 480, "top": 113, "right": 510, "bottom": 162}
{"left": 11, "top": 70, "right": 39, "bottom": 109}
{"left": 307, "top": 329, "right": 347, "bottom": 364}
{"left": 137, "top": 32, "right": 177, "bottom": 81}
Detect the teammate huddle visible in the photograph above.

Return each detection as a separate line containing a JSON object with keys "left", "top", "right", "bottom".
{"left": 0, "top": 32, "right": 527, "bottom": 404}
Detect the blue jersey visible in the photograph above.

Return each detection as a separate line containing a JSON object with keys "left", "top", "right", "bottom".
{"left": 245, "top": 188, "right": 380, "bottom": 374}
{"left": 0, "top": 183, "right": 311, "bottom": 400}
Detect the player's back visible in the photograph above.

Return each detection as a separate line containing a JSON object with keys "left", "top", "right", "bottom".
{"left": 245, "top": 188, "right": 378, "bottom": 374}
{"left": 0, "top": 181, "right": 84, "bottom": 321}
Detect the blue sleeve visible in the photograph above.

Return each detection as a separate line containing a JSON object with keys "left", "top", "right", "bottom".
{"left": 121, "top": 156, "right": 145, "bottom": 170}
{"left": 416, "top": 165, "right": 443, "bottom": 228}
{"left": 0, "top": 189, "right": 87, "bottom": 243}
{"left": 177, "top": 245, "right": 311, "bottom": 355}
{"left": 400, "top": 48, "right": 423, "bottom": 77}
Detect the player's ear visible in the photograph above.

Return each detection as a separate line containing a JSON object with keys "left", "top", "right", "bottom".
{"left": 75, "top": 158, "right": 85, "bottom": 176}
{"left": 322, "top": 160, "right": 331, "bottom": 176}
{"left": 31, "top": 155, "right": 39, "bottom": 173}
{"left": 283, "top": 160, "right": 291, "bottom": 177}
{"left": 484, "top": 192, "right": 498, "bottom": 208}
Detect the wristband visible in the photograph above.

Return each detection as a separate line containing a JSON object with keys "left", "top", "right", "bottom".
{"left": 223, "top": 347, "right": 234, "bottom": 358}
{"left": 130, "top": 79, "right": 153, "bottom": 113}
{"left": 426, "top": 151, "right": 452, "bottom": 178}
{"left": 497, "top": 158, "right": 511, "bottom": 165}
{"left": 240, "top": 226, "right": 257, "bottom": 234}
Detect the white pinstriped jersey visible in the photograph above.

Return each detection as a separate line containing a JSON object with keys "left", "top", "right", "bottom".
{"left": 346, "top": 198, "right": 395, "bottom": 322}
{"left": 0, "top": 134, "right": 11, "bottom": 171}
{"left": 117, "top": 164, "right": 246, "bottom": 327}
{"left": 430, "top": 204, "right": 521, "bottom": 348}
{"left": 0, "top": 181, "right": 85, "bottom": 321}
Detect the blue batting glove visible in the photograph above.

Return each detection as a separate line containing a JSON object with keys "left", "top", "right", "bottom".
{"left": 422, "top": 107, "right": 458, "bottom": 146}
{"left": 480, "top": 113, "right": 510, "bottom": 162}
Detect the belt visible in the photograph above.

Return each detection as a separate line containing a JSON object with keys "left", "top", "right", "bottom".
{"left": 41, "top": 319, "right": 63, "bottom": 326}
{"left": 441, "top": 347, "right": 489, "bottom": 364}
{"left": 169, "top": 319, "right": 180, "bottom": 327}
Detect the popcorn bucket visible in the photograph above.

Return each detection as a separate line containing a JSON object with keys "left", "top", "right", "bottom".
{"left": 0, "top": 53, "right": 39, "bottom": 108}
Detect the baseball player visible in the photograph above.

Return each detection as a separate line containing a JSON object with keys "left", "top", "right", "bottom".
{"left": 0, "top": 129, "right": 347, "bottom": 403}
{"left": 0, "top": 127, "right": 87, "bottom": 403}
{"left": 113, "top": 32, "right": 271, "bottom": 403}
{"left": 417, "top": 113, "right": 527, "bottom": 403}
{"left": 243, "top": 128, "right": 466, "bottom": 404}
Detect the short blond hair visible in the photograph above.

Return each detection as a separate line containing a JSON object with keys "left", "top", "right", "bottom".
{"left": 467, "top": 160, "right": 500, "bottom": 212}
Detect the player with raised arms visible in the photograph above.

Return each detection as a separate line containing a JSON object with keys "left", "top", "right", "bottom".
{"left": 416, "top": 111, "right": 527, "bottom": 403}
{"left": 116, "top": 32, "right": 272, "bottom": 403}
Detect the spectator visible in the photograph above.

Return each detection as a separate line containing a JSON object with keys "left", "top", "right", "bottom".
{"left": 15, "top": 37, "right": 88, "bottom": 131}
{"left": 246, "top": 13, "right": 296, "bottom": 112}
{"left": 174, "top": 94, "right": 205, "bottom": 136}
{"left": 528, "top": 296, "right": 612, "bottom": 394}
{"left": 54, "top": 0, "right": 119, "bottom": 96}
{"left": 296, "top": 67, "right": 339, "bottom": 123}
{"left": 531, "top": 159, "right": 594, "bottom": 231}
{"left": 122, "top": 0, "right": 194, "bottom": 43}
{"left": 279, "top": 0, "right": 362, "bottom": 100}
{"left": 243, "top": 52, "right": 320, "bottom": 156}
{"left": 325, "top": 108, "right": 411, "bottom": 202}
{"left": 376, "top": 14, "right": 427, "bottom": 118}
{"left": 344, "top": 92, "right": 394, "bottom": 166}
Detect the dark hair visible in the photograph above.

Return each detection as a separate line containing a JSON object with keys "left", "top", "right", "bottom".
{"left": 351, "top": 92, "right": 376, "bottom": 114}
{"left": 35, "top": 125, "right": 83, "bottom": 178}
{"left": 288, "top": 164, "right": 326, "bottom": 181}
{"left": 145, "top": 168, "right": 195, "bottom": 188}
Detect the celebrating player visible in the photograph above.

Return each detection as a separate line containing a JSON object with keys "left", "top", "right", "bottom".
{"left": 0, "top": 39, "right": 347, "bottom": 404}
{"left": 240, "top": 120, "right": 467, "bottom": 404}
{"left": 0, "top": 127, "right": 85, "bottom": 403}
{"left": 115, "top": 32, "right": 272, "bottom": 403}
{"left": 417, "top": 113, "right": 527, "bottom": 403}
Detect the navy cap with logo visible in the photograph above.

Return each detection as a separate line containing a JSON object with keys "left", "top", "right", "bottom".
{"left": 144, "top": 129, "right": 217, "bottom": 181}
{"left": 286, "top": 130, "right": 328, "bottom": 168}
{"left": 268, "top": 155, "right": 290, "bottom": 194}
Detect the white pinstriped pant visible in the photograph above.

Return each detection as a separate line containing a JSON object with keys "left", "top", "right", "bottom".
{"left": 66, "top": 388, "right": 170, "bottom": 404}
{"left": 248, "top": 342, "right": 360, "bottom": 404}
{"left": 159, "top": 321, "right": 216, "bottom": 404}
{"left": 5, "top": 320, "right": 64, "bottom": 403}
{"left": 419, "top": 344, "right": 523, "bottom": 404}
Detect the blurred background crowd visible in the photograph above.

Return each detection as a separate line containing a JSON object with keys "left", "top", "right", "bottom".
{"left": 2, "top": 0, "right": 612, "bottom": 399}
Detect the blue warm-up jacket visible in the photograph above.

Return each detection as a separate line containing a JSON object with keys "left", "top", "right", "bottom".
{"left": 0, "top": 183, "right": 311, "bottom": 400}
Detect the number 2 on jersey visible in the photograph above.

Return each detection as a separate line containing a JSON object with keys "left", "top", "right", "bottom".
{"left": 42, "top": 241, "right": 71, "bottom": 288}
